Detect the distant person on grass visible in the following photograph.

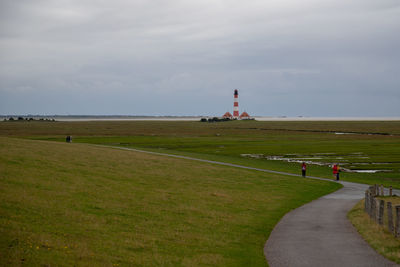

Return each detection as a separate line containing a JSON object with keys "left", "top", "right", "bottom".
{"left": 301, "top": 162, "right": 306, "bottom": 177}
{"left": 332, "top": 164, "right": 340, "bottom": 181}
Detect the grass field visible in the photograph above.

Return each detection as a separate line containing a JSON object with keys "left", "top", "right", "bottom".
{"left": 1, "top": 120, "right": 399, "bottom": 187}
{"left": 0, "top": 137, "right": 340, "bottom": 266}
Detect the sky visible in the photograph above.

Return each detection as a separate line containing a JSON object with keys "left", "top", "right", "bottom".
{"left": 0, "top": 0, "right": 399, "bottom": 117}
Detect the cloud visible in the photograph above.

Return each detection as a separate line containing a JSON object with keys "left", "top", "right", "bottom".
{"left": 0, "top": 0, "right": 399, "bottom": 115}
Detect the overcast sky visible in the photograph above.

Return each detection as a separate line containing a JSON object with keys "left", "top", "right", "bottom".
{"left": 0, "top": 0, "right": 399, "bottom": 116}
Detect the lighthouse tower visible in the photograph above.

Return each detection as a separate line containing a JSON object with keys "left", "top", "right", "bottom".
{"left": 233, "top": 89, "right": 239, "bottom": 119}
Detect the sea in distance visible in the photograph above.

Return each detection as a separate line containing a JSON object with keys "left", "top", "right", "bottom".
{"left": 2, "top": 115, "right": 399, "bottom": 121}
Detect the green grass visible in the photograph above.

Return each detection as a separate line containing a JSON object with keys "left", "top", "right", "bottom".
{"left": 3, "top": 120, "right": 396, "bottom": 264}
{"left": 1, "top": 120, "right": 399, "bottom": 187}
{"left": 0, "top": 137, "right": 340, "bottom": 266}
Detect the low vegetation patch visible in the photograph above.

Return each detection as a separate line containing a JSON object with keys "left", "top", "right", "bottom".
{"left": 0, "top": 137, "right": 340, "bottom": 266}
{"left": 348, "top": 199, "right": 400, "bottom": 264}
{"left": 2, "top": 117, "right": 55, "bottom": 122}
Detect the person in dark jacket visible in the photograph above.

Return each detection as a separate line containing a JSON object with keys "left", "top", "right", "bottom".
{"left": 301, "top": 162, "right": 306, "bottom": 177}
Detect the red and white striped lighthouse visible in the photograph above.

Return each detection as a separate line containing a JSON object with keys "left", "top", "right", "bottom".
{"left": 233, "top": 89, "right": 239, "bottom": 118}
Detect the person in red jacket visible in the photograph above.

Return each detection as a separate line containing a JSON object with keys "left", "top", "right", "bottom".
{"left": 332, "top": 164, "right": 339, "bottom": 180}
{"left": 301, "top": 162, "right": 306, "bottom": 177}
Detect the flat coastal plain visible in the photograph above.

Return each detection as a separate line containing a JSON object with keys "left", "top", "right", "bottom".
{"left": 2, "top": 120, "right": 398, "bottom": 187}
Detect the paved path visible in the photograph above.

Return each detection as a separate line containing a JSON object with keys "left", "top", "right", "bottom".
{"left": 264, "top": 181, "right": 400, "bottom": 267}
{"left": 96, "top": 145, "right": 399, "bottom": 266}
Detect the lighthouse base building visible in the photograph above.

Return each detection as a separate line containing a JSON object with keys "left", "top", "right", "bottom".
{"left": 223, "top": 112, "right": 233, "bottom": 119}
{"left": 239, "top": 111, "right": 250, "bottom": 119}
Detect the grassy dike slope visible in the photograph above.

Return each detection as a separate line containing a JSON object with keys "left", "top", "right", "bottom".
{"left": 0, "top": 137, "right": 340, "bottom": 266}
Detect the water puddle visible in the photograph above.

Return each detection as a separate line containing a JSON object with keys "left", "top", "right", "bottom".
{"left": 335, "top": 132, "right": 354, "bottom": 135}
{"left": 240, "top": 153, "right": 394, "bottom": 173}
{"left": 354, "top": 170, "right": 389, "bottom": 173}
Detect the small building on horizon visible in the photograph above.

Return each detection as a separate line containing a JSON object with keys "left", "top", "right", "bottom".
{"left": 240, "top": 111, "right": 251, "bottom": 120}
{"left": 222, "top": 112, "right": 233, "bottom": 119}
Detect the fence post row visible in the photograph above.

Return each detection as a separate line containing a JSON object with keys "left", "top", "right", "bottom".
{"left": 363, "top": 184, "right": 399, "bottom": 238}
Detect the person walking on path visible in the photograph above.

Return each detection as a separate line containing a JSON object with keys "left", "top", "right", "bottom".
{"left": 301, "top": 162, "right": 306, "bottom": 177}
{"left": 332, "top": 164, "right": 339, "bottom": 180}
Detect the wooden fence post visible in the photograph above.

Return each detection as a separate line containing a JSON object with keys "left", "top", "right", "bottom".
{"left": 380, "top": 184, "right": 384, "bottom": 196}
{"left": 390, "top": 186, "right": 393, "bottom": 197}
{"left": 372, "top": 198, "right": 376, "bottom": 221}
{"left": 396, "top": 206, "right": 400, "bottom": 238}
{"left": 369, "top": 189, "right": 375, "bottom": 218}
{"left": 370, "top": 196, "right": 373, "bottom": 219}
{"left": 368, "top": 191, "right": 372, "bottom": 214}
{"left": 387, "top": 202, "right": 394, "bottom": 234}
{"left": 378, "top": 199, "right": 385, "bottom": 225}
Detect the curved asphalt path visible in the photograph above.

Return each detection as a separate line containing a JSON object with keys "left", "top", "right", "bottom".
{"left": 264, "top": 181, "right": 399, "bottom": 267}
{"left": 96, "top": 145, "right": 399, "bottom": 266}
